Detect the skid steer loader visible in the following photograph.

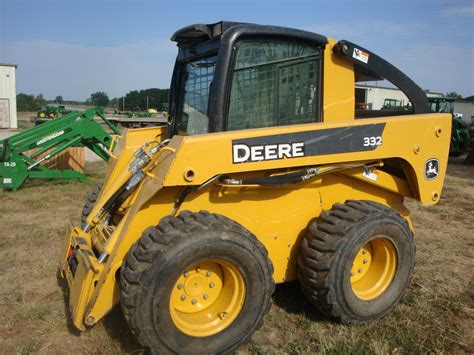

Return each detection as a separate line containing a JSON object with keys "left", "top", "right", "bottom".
{"left": 58, "top": 22, "right": 451, "bottom": 353}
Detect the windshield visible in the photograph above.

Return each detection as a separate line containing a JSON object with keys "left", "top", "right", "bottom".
{"left": 176, "top": 56, "right": 217, "bottom": 135}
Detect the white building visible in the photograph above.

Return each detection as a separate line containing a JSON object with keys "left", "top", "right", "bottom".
{"left": 355, "top": 84, "right": 442, "bottom": 110}
{"left": 0, "top": 63, "right": 18, "bottom": 129}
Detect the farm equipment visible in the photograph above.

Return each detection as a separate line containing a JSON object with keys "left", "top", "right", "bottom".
{"left": 428, "top": 96, "right": 471, "bottom": 157}
{"left": 1, "top": 107, "right": 120, "bottom": 191}
{"left": 58, "top": 22, "right": 451, "bottom": 353}
{"left": 36, "top": 105, "right": 67, "bottom": 124}
{"left": 382, "top": 98, "right": 411, "bottom": 111}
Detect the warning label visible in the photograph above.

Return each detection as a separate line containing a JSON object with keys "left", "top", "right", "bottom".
{"left": 353, "top": 48, "right": 369, "bottom": 64}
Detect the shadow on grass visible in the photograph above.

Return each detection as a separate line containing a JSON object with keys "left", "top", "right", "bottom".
{"left": 272, "top": 281, "right": 329, "bottom": 323}
{"left": 101, "top": 306, "right": 144, "bottom": 353}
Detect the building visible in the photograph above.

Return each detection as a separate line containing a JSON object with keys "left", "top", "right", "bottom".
{"left": 453, "top": 100, "right": 474, "bottom": 125}
{"left": 0, "top": 63, "right": 18, "bottom": 129}
{"left": 355, "top": 84, "right": 473, "bottom": 125}
{"left": 355, "top": 84, "right": 443, "bottom": 110}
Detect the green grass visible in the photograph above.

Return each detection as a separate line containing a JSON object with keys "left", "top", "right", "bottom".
{"left": 0, "top": 162, "right": 472, "bottom": 353}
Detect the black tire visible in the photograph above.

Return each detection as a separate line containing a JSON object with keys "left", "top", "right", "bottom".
{"left": 120, "top": 210, "right": 275, "bottom": 354}
{"left": 80, "top": 183, "right": 103, "bottom": 228}
{"left": 297, "top": 200, "right": 415, "bottom": 323}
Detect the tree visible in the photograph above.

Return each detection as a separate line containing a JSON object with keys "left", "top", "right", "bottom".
{"left": 90, "top": 91, "right": 110, "bottom": 107}
{"left": 55, "top": 95, "right": 64, "bottom": 104}
{"left": 117, "top": 88, "right": 169, "bottom": 111}
{"left": 16, "top": 93, "right": 47, "bottom": 111}
{"left": 446, "top": 92, "right": 463, "bottom": 100}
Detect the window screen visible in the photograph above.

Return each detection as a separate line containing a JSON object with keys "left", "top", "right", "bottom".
{"left": 227, "top": 41, "right": 321, "bottom": 131}
{"left": 177, "top": 56, "right": 216, "bottom": 135}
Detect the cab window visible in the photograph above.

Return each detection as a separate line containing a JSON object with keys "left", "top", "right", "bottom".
{"left": 227, "top": 41, "right": 321, "bottom": 131}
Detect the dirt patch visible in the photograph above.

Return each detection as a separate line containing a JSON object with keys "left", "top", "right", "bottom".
{"left": 0, "top": 162, "right": 472, "bottom": 353}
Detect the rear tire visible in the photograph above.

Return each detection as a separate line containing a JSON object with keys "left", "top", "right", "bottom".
{"left": 297, "top": 200, "right": 415, "bottom": 323}
{"left": 120, "top": 210, "right": 275, "bottom": 354}
{"left": 80, "top": 183, "right": 103, "bottom": 228}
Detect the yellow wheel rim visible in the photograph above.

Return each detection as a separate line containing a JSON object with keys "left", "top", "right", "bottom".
{"left": 350, "top": 237, "right": 397, "bottom": 300}
{"left": 170, "top": 259, "right": 245, "bottom": 337}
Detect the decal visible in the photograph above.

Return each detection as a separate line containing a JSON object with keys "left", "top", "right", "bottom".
{"left": 3, "top": 162, "right": 16, "bottom": 167}
{"left": 232, "top": 124, "right": 385, "bottom": 164}
{"left": 424, "top": 158, "right": 439, "bottom": 180}
{"left": 363, "top": 136, "right": 382, "bottom": 147}
{"left": 353, "top": 48, "right": 369, "bottom": 64}
{"left": 233, "top": 142, "right": 304, "bottom": 163}
{"left": 36, "top": 130, "right": 65, "bottom": 146}
{"left": 363, "top": 169, "right": 378, "bottom": 181}
{"left": 3, "top": 178, "right": 12, "bottom": 184}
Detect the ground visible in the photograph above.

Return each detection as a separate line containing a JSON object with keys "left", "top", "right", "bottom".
{"left": 0, "top": 160, "right": 473, "bottom": 353}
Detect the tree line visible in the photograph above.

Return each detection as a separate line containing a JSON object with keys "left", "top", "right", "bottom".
{"left": 112, "top": 88, "right": 169, "bottom": 111}
{"left": 16, "top": 89, "right": 470, "bottom": 112}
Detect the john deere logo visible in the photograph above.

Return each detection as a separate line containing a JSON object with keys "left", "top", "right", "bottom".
{"left": 424, "top": 159, "right": 439, "bottom": 180}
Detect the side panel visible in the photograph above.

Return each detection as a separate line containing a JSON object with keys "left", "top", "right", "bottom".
{"left": 161, "top": 113, "right": 451, "bottom": 205}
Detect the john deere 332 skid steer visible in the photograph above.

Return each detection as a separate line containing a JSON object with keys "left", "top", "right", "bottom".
{"left": 58, "top": 22, "right": 451, "bottom": 353}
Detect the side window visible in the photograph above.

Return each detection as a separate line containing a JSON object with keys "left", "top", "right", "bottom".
{"left": 227, "top": 41, "right": 321, "bottom": 131}
{"left": 177, "top": 56, "right": 217, "bottom": 135}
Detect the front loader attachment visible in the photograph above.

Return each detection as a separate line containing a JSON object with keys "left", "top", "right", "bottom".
{"left": 0, "top": 108, "right": 121, "bottom": 191}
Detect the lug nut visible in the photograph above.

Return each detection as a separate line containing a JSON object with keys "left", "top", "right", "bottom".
{"left": 362, "top": 249, "right": 367, "bottom": 255}
{"left": 177, "top": 283, "right": 183, "bottom": 289}
{"left": 181, "top": 295, "right": 186, "bottom": 301}
{"left": 209, "top": 282, "right": 215, "bottom": 288}
{"left": 219, "top": 311, "right": 228, "bottom": 319}
{"left": 206, "top": 271, "right": 212, "bottom": 277}
{"left": 196, "top": 267, "right": 201, "bottom": 273}
{"left": 350, "top": 271, "right": 355, "bottom": 276}
{"left": 191, "top": 299, "right": 197, "bottom": 305}
{"left": 184, "top": 272, "right": 189, "bottom": 278}
{"left": 363, "top": 259, "right": 368, "bottom": 264}
{"left": 358, "top": 268, "right": 363, "bottom": 273}
{"left": 203, "top": 293, "right": 209, "bottom": 300}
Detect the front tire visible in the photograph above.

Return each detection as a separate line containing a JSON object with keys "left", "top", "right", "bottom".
{"left": 120, "top": 211, "right": 275, "bottom": 354}
{"left": 298, "top": 200, "right": 415, "bottom": 323}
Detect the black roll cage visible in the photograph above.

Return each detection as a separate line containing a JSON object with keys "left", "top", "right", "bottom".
{"left": 168, "top": 21, "right": 429, "bottom": 137}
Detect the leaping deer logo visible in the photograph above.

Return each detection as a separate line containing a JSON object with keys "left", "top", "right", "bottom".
{"left": 425, "top": 159, "right": 439, "bottom": 180}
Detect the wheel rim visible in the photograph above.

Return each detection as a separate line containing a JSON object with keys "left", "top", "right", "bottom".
{"left": 169, "top": 259, "right": 246, "bottom": 337}
{"left": 350, "top": 237, "right": 397, "bottom": 300}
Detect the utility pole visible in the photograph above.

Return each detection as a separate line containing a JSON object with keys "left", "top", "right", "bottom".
{"left": 123, "top": 97, "right": 125, "bottom": 111}
{"left": 146, "top": 95, "right": 149, "bottom": 110}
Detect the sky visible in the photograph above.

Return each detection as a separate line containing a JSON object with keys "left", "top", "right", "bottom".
{"left": 0, "top": 0, "right": 473, "bottom": 100}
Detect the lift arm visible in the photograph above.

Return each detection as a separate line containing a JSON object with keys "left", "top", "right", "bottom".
{"left": 0, "top": 108, "right": 121, "bottom": 191}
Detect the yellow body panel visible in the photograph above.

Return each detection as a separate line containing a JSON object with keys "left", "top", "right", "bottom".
{"left": 323, "top": 39, "right": 355, "bottom": 122}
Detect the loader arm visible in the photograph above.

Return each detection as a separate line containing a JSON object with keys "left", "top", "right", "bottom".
{"left": 0, "top": 108, "right": 120, "bottom": 191}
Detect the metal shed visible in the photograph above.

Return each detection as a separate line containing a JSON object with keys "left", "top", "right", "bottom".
{"left": 0, "top": 63, "right": 18, "bottom": 129}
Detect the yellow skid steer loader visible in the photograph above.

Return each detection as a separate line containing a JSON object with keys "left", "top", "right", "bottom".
{"left": 59, "top": 22, "right": 451, "bottom": 353}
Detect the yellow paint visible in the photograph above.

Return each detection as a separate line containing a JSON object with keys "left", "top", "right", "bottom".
{"left": 57, "top": 37, "right": 452, "bottom": 332}
{"left": 169, "top": 260, "right": 245, "bottom": 337}
{"left": 323, "top": 39, "right": 355, "bottom": 122}
{"left": 351, "top": 238, "right": 397, "bottom": 300}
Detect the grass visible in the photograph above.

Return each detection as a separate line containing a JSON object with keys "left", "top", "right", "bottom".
{"left": 0, "top": 161, "right": 473, "bottom": 353}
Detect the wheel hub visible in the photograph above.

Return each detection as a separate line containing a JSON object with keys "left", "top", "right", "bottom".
{"left": 170, "top": 259, "right": 245, "bottom": 337}
{"left": 350, "top": 237, "right": 397, "bottom": 300}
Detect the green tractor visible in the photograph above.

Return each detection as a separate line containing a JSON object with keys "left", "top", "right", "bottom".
{"left": 36, "top": 105, "right": 67, "bottom": 124}
{"left": 381, "top": 98, "right": 411, "bottom": 111}
{"left": 428, "top": 97, "right": 471, "bottom": 157}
